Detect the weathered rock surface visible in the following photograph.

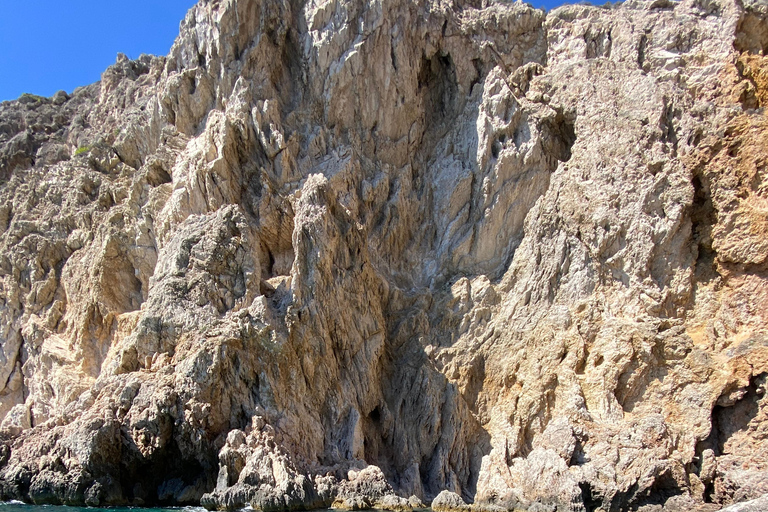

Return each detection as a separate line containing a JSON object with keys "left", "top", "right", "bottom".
{"left": 432, "top": 490, "right": 470, "bottom": 512}
{"left": 1, "top": 0, "right": 768, "bottom": 510}
{"left": 717, "top": 494, "right": 768, "bottom": 512}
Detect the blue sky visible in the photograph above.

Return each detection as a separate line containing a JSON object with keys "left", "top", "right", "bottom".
{"left": 534, "top": 0, "right": 577, "bottom": 10}
{"left": 0, "top": 0, "right": 572, "bottom": 102}
{"left": 0, "top": 1, "right": 194, "bottom": 101}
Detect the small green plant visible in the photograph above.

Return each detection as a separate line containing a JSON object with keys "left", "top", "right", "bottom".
{"left": 75, "top": 146, "right": 91, "bottom": 156}
{"left": 19, "top": 92, "right": 46, "bottom": 104}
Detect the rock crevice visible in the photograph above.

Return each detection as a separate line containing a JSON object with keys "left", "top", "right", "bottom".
{"left": 1, "top": 0, "right": 768, "bottom": 511}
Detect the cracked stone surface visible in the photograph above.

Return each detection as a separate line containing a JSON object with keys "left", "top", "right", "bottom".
{"left": 1, "top": 0, "right": 768, "bottom": 510}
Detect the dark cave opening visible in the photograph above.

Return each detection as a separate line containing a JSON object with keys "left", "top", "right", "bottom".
{"left": 629, "top": 468, "right": 684, "bottom": 509}
{"left": 540, "top": 109, "right": 577, "bottom": 164}
{"left": 712, "top": 374, "right": 766, "bottom": 454}
{"left": 117, "top": 424, "right": 214, "bottom": 506}
{"left": 579, "top": 481, "right": 602, "bottom": 512}
{"left": 694, "top": 373, "right": 768, "bottom": 505}
{"left": 690, "top": 171, "right": 718, "bottom": 281}
{"left": 368, "top": 406, "right": 381, "bottom": 424}
{"left": 146, "top": 160, "right": 172, "bottom": 187}
{"left": 418, "top": 52, "right": 460, "bottom": 130}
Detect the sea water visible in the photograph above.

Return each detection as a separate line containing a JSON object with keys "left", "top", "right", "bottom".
{"left": 0, "top": 505, "right": 350, "bottom": 512}
{"left": 0, "top": 504, "right": 209, "bottom": 512}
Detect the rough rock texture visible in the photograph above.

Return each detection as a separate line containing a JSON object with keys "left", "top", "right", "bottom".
{"left": 717, "top": 494, "right": 768, "bottom": 512}
{"left": 432, "top": 490, "right": 471, "bottom": 512}
{"left": 1, "top": 0, "right": 768, "bottom": 510}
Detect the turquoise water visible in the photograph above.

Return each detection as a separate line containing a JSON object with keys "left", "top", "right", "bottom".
{"left": 0, "top": 505, "right": 378, "bottom": 512}
{"left": 0, "top": 505, "right": 354, "bottom": 512}
{"left": 0, "top": 505, "right": 206, "bottom": 512}
{"left": 0, "top": 506, "right": 353, "bottom": 512}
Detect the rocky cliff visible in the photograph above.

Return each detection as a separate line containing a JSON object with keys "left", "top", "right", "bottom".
{"left": 1, "top": 0, "right": 768, "bottom": 510}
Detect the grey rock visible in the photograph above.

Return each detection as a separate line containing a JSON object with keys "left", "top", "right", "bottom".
{"left": 717, "top": 494, "right": 768, "bottom": 512}
{"left": 1, "top": 0, "right": 768, "bottom": 511}
{"left": 432, "top": 491, "right": 470, "bottom": 512}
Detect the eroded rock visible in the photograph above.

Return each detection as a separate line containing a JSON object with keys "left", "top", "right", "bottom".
{"left": 1, "top": 0, "right": 768, "bottom": 510}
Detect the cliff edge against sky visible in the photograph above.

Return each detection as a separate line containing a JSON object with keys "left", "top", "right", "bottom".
{"left": 1, "top": 0, "right": 768, "bottom": 511}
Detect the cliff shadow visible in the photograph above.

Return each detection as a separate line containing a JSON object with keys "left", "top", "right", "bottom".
{"left": 357, "top": 298, "right": 492, "bottom": 503}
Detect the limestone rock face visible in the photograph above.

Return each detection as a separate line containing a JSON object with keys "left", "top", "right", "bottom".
{"left": 1, "top": 0, "right": 768, "bottom": 510}
{"left": 718, "top": 494, "right": 768, "bottom": 512}
{"left": 432, "top": 490, "right": 470, "bottom": 512}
